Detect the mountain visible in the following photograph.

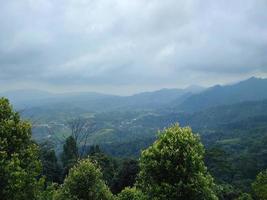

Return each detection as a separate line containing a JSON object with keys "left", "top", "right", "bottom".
{"left": 0, "top": 87, "right": 202, "bottom": 116}
{"left": 177, "top": 77, "right": 267, "bottom": 112}
{"left": 2, "top": 77, "right": 267, "bottom": 117}
{"left": 0, "top": 90, "right": 116, "bottom": 111}
{"left": 116, "top": 88, "right": 194, "bottom": 110}
{"left": 0, "top": 89, "right": 54, "bottom": 107}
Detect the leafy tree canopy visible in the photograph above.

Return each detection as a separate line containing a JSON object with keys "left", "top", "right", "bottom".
{"left": 252, "top": 169, "right": 267, "bottom": 200}
{"left": 116, "top": 187, "right": 147, "bottom": 200}
{"left": 137, "top": 124, "right": 218, "bottom": 200}
{"left": 54, "top": 158, "right": 114, "bottom": 200}
{"left": 0, "top": 98, "right": 44, "bottom": 199}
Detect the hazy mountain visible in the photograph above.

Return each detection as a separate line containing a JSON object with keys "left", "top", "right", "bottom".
{"left": 178, "top": 77, "right": 267, "bottom": 112}
{"left": 0, "top": 90, "right": 116, "bottom": 110}
{"left": 0, "top": 87, "right": 200, "bottom": 116}
{"left": 117, "top": 88, "right": 197, "bottom": 110}
{"left": 2, "top": 77, "right": 267, "bottom": 116}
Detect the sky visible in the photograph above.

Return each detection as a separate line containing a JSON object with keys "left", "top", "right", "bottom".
{"left": 0, "top": 0, "right": 267, "bottom": 95}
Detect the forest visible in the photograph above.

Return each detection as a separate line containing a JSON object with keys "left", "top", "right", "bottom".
{"left": 1, "top": 96, "right": 267, "bottom": 200}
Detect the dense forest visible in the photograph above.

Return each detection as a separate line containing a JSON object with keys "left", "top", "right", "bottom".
{"left": 1, "top": 96, "right": 267, "bottom": 200}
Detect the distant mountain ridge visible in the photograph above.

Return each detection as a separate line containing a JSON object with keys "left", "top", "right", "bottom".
{"left": 177, "top": 77, "right": 267, "bottom": 112}
{"left": 0, "top": 86, "right": 202, "bottom": 113}
{"left": 1, "top": 77, "right": 267, "bottom": 114}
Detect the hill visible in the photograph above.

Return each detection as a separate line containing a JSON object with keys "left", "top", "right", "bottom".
{"left": 177, "top": 77, "right": 267, "bottom": 112}
{"left": 0, "top": 87, "right": 202, "bottom": 117}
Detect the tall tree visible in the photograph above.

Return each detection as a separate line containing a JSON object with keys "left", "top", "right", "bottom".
{"left": 88, "top": 145, "right": 118, "bottom": 191}
{"left": 137, "top": 124, "right": 218, "bottom": 200}
{"left": 67, "top": 117, "right": 97, "bottom": 157}
{"left": 61, "top": 136, "right": 78, "bottom": 176}
{"left": 0, "top": 98, "right": 43, "bottom": 199}
{"left": 40, "top": 142, "right": 62, "bottom": 183}
{"left": 113, "top": 159, "right": 139, "bottom": 193}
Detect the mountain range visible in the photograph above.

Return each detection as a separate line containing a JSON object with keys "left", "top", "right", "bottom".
{"left": 1, "top": 77, "right": 267, "bottom": 115}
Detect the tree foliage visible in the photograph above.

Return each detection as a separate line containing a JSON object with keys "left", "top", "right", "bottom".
{"left": 116, "top": 187, "right": 147, "bottom": 200}
{"left": 137, "top": 124, "right": 218, "bottom": 200}
{"left": 112, "top": 159, "right": 139, "bottom": 193}
{"left": 61, "top": 136, "right": 78, "bottom": 176}
{"left": 88, "top": 145, "right": 118, "bottom": 191}
{"left": 252, "top": 169, "right": 267, "bottom": 200}
{"left": 235, "top": 193, "right": 253, "bottom": 200}
{"left": 54, "top": 158, "right": 113, "bottom": 200}
{"left": 215, "top": 184, "right": 241, "bottom": 200}
{"left": 40, "top": 142, "right": 62, "bottom": 183}
{"left": 0, "top": 98, "right": 44, "bottom": 199}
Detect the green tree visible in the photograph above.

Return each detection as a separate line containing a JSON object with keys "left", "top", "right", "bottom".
{"left": 215, "top": 184, "right": 240, "bottom": 200}
{"left": 235, "top": 193, "right": 253, "bottom": 200}
{"left": 137, "top": 124, "right": 218, "bottom": 200}
{"left": 40, "top": 142, "right": 62, "bottom": 183}
{"left": 252, "top": 169, "right": 267, "bottom": 200}
{"left": 116, "top": 187, "right": 147, "bottom": 200}
{"left": 61, "top": 136, "right": 78, "bottom": 176}
{"left": 88, "top": 146, "right": 118, "bottom": 191}
{"left": 54, "top": 158, "right": 114, "bottom": 200}
{"left": 37, "top": 183, "right": 58, "bottom": 200}
{"left": 113, "top": 159, "right": 139, "bottom": 193}
{"left": 0, "top": 98, "right": 44, "bottom": 199}
{"left": 205, "top": 146, "right": 233, "bottom": 183}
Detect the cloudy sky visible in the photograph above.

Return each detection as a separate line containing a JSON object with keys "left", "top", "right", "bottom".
{"left": 0, "top": 0, "right": 267, "bottom": 95}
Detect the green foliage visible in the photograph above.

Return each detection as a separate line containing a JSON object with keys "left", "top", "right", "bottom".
{"left": 235, "top": 193, "right": 253, "bottom": 200}
{"left": 88, "top": 145, "right": 118, "bottom": 191}
{"left": 0, "top": 98, "right": 44, "bottom": 199}
{"left": 112, "top": 159, "right": 139, "bottom": 193}
{"left": 252, "top": 169, "right": 267, "bottom": 200}
{"left": 205, "top": 147, "right": 234, "bottom": 183}
{"left": 61, "top": 136, "right": 78, "bottom": 175}
{"left": 54, "top": 158, "right": 114, "bottom": 200}
{"left": 85, "top": 146, "right": 140, "bottom": 194}
{"left": 37, "top": 183, "right": 58, "bottom": 200}
{"left": 137, "top": 124, "right": 218, "bottom": 200}
{"left": 116, "top": 187, "right": 147, "bottom": 200}
{"left": 215, "top": 184, "right": 241, "bottom": 200}
{"left": 40, "top": 142, "right": 62, "bottom": 183}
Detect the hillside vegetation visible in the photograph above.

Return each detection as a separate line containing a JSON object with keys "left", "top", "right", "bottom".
{"left": 1, "top": 77, "right": 267, "bottom": 199}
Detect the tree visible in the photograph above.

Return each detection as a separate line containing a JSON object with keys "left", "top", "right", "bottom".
{"left": 235, "top": 193, "right": 253, "bottom": 200}
{"left": 252, "top": 169, "right": 267, "bottom": 200}
{"left": 61, "top": 136, "right": 78, "bottom": 176}
{"left": 67, "top": 117, "right": 97, "bottom": 157}
{"left": 54, "top": 159, "right": 114, "bottom": 200}
{"left": 205, "top": 146, "right": 233, "bottom": 183}
{"left": 137, "top": 124, "right": 218, "bottom": 200}
{"left": 116, "top": 187, "right": 147, "bottom": 200}
{"left": 215, "top": 184, "right": 240, "bottom": 200}
{"left": 0, "top": 98, "right": 44, "bottom": 199}
{"left": 113, "top": 159, "right": 139, "bottom": 193}
{"left": 88, "top": 146, "right": 118, "bottom": 191}
{"left": 40, "top": 142, "right": 62, "bottom": 183}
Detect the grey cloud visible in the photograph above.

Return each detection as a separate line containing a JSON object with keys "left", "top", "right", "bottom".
{"left": 0, "top": 0, "right": 267, "bottom": 94}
